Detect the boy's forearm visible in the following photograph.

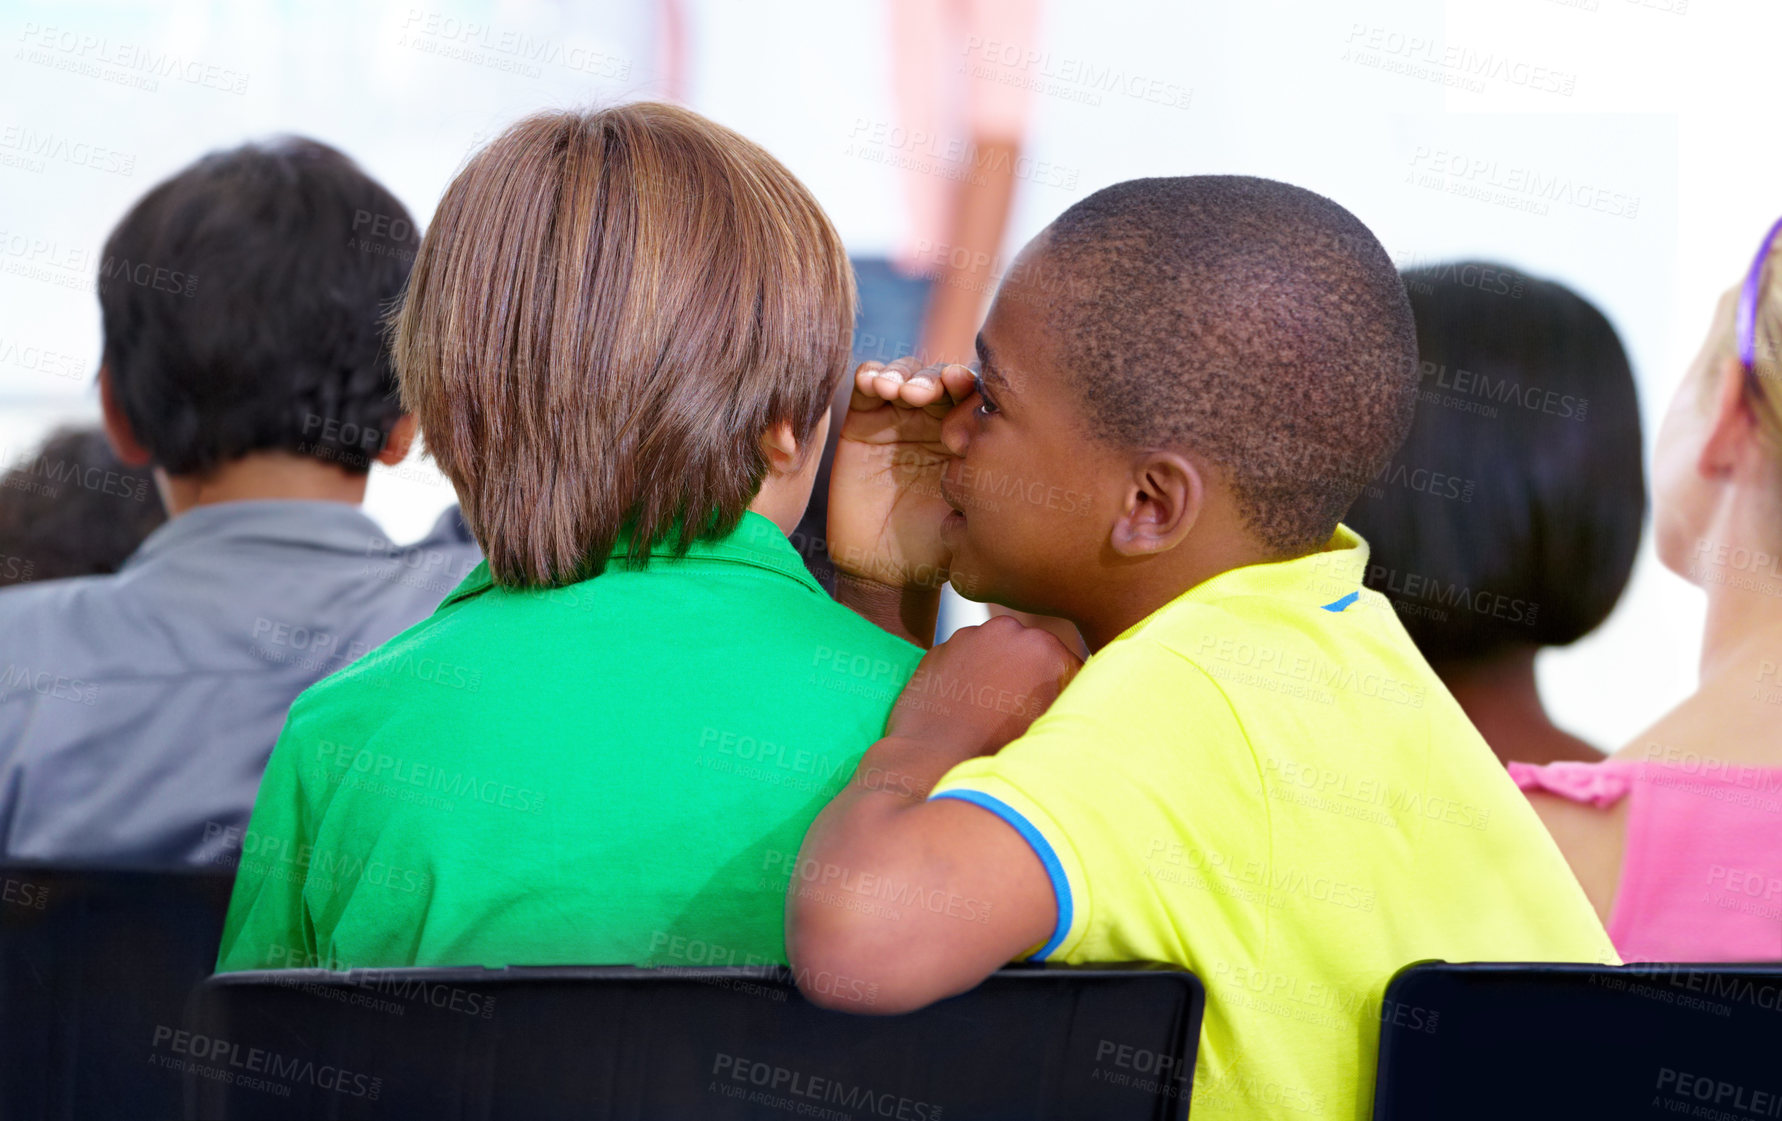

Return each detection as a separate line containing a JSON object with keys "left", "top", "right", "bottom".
{"left": 788, "top": 736, "right": 1053, "bottom": 1014}
{"left": 834, "top": 573, "right": 941, "bottom": 649}
{"left": 797, "top": 737, "right": 957, "bottom": 883}
{"left": 787, "top": 751, "right": 938, "bottom": 1012}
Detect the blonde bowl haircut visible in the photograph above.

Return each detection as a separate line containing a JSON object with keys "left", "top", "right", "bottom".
{"left": 394, "top": 102, "right": 856, "bottom": 587}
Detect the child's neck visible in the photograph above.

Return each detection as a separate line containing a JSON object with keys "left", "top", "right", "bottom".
{"left": 1432, "top": 647, "right": 1599, "bottom": 766}
{"left": 158, "top": 452, "right": 372, "bottom": 518}
{"left": 1073, "top": 535, "right": 1288, "bottom": 653}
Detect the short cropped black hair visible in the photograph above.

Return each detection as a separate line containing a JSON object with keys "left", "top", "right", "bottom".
{"left": 1039, "top": 175, "right": 1418, "bottom": 553}
{"left": 1345, "top": 262, "right": 1645, "bottom": 663}
{"left": 98, "top": 136, "right": 418, "bottom": 476}
{"left": 0, "top": 427, "right": 166, "bottom": 585}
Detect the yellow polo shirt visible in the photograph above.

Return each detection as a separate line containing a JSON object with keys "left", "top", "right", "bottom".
{"left": 930, "top": 525, "right": 1615, "bottom": 1120}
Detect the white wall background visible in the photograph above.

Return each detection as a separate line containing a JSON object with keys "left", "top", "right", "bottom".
{"left": 0, "top": 0, "right": 1765, "bottom": 750}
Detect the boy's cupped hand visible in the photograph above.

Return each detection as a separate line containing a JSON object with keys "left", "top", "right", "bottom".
{"left": 827, "top": 358, "right": 977, "bottom": 591}
{"left": 886, "top": 615, "right": 1083, "bottom": 767}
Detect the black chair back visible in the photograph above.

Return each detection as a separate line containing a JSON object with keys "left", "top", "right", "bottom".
{"left": 0, "top": 863, "right": 236, "bottom": 1120}
{"left": 1372, "top": 960, "right": 1782, "bottom": 1120}
{"left": 187, "top": 962, "right": 1203, "bottom": 1120}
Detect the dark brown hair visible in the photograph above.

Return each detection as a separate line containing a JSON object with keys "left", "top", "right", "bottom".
{"left": 0, "top": 427, "right": 166, "bottom": 585}
{"left": 101, "top": 136, "right": 416, "bottom": 475}
{"left": 1040, "top": 175, "right": 1418, "bottom": 554}
{"left": 1347, "top": 263, "right": 1644, "bottom": 662}
{"left": 394, "top": 103, "right": 854, "bottom": 587}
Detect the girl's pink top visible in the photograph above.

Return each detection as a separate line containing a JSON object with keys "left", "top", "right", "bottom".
{"left": 1510, "top": 760, "right": 1782, "bottom": 962}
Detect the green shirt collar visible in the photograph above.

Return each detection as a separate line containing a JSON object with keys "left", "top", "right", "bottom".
{"left": 441, "top": 511, "right": 821, "bottom": 606}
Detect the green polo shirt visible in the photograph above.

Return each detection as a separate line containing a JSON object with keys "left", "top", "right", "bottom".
{"left": 216, "top": 511, "right": 921, "bottom": 972}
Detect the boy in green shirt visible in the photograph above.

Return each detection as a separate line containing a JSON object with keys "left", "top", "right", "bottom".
{"left": 216, "top": 103, "right": 931, "bottom": 980}
{"left": 790, "top": 176, "right": 1617, "bottom": 1117}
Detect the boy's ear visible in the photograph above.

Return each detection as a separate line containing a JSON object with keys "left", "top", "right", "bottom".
{"left": 1109, "top": 451, "right": 1204, "bottom": 556}
{"left": 375, "top": 415, "right": 418, "bottom": 467}
{"left": 758, "top": 418, "right": 805, "bottom": 476}
{"left": 98, "top": 364, "right": 153, "bottom": 468}
{"left": 1700, "top": 352, "right": 1755, "bottom": 479}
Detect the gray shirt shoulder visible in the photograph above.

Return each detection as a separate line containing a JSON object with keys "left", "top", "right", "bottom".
{"left": 0, "top": 501, "right": 481, "bottom": 866}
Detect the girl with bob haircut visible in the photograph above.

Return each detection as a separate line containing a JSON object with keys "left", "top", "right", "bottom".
{"left": 217, "top": 103, "right": 924, "bottom": 972}
{"left": 1345, "top": 262, "right": 1645, "bottom": 766}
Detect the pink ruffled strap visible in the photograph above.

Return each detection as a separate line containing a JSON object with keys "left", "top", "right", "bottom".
{"left": 1508, "top": 761, "right": 1636, "bottom": 808}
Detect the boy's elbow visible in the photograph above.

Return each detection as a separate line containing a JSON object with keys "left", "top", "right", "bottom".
{"left": 791, "top": 949, "right": 941, "bottom": 1016}
{"left": 785, "top": 903, "right": 935, "bottom": 1015}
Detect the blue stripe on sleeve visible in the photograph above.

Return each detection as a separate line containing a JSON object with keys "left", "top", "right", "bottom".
{"left": 929, "top": 789, "right": 1073, "bottom": 961}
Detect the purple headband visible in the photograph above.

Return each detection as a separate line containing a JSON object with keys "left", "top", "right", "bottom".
{"left": 1737, "top": 215, "right": 1782, "bottom": 370}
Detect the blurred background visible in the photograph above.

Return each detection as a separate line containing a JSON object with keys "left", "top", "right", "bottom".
{"left": 0, "top": 0, "right": 1763, "bottom": 749}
